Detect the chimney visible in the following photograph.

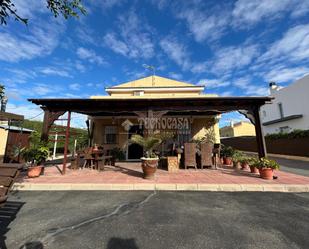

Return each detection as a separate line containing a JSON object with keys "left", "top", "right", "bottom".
{"left": 269, "top": 81, "right": 279, "bottom": 94}
{"left": 230, "top": 121, "right": 234, "bottom": 127}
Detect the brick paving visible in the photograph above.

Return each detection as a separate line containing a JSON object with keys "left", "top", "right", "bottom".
{"left": 16, "top": 162, "right": 309, "bottom": 185}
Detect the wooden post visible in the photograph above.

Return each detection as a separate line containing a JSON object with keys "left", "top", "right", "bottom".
{"left": 62, "top": 111, "right": 71, "bottom": 175}
{"left": 253, "top": 107, "right": 267, "bottom": 158}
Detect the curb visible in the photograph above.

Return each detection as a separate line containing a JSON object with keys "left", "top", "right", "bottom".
{"left": 12, "top": 183, "right": 309, "bottom": 192}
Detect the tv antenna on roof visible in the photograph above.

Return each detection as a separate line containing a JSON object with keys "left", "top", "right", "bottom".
{"left": 143, "top": 64, "right": 156, "bottom": 86}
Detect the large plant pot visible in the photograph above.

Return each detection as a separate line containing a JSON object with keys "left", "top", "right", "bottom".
{"left": 241, "top": 162, "right": 249, "bottom": 170}
{"left": 223, "top": 157, "right": 232, "bottom": 166}
{"left": 250, "top": 166, "right": 259, "bottom": 174}
{"left": 141, "top": 157, "right": 159, "bottom": 179}
{"left": 233, "top": 161, "right": 242, "bottom": 170}
{"left": 259, "top": 168, "right": 273, "bottom": 180}
{"left": 27, "top": 166, "right": 43, "bottom": 178}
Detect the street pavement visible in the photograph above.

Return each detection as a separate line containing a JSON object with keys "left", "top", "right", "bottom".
{"left": 269, "top": 156, "right": 309, "bottom": 177}
{"left": 2, "top": 191, "right": 309, "bottom": 249}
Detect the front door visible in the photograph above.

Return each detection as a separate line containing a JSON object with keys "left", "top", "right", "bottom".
{"left": 127, "top": 125, "right": 144, "bottom": 160}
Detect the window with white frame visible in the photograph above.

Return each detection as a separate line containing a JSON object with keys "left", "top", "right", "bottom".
{"left": 104, "top": 126, "right": 118, "bottom": 144}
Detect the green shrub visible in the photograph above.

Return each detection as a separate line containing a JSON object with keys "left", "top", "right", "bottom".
{"left": 221, "top": 145, "right": 234, "bottom": 158}
{"left": 252, "top": 157, "right": 280, "bottom": 170}
{"left": 266, "top": 129, "right": 309, "bottom": 139}
{"left": 232, "top": 150, "right": 244, "bottom": 162}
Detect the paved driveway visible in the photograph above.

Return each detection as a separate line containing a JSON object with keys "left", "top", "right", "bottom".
{"left": 2, "top": 191, "right": 309, "bottom": 249}
{"left": 269, "top": 157, "right": 309, "bottom": 177}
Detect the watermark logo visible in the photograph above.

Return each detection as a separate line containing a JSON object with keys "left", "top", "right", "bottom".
{"left": 121, "top": 119, "right": 133, "bottom": 131}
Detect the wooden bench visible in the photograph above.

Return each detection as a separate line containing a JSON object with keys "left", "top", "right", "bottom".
{"left": 0, "top": 164, "right": 23, "bottom": 208}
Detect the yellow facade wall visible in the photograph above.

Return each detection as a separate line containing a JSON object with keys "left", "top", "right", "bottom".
{"left": 109, "top": 91, "right": 202, "bottom": 97}
{"left": 0, "top": 128, "right": 8, "bottom": 163}
{"left": 92, "top": 116, "right": 221, "bottom": 155}
{"left": 220, "top": 122, "right": 256, "bottom": 137}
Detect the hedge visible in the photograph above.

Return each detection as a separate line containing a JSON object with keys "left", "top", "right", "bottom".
{"left": 265, "top": 129, "right": 309, "bottom": 139}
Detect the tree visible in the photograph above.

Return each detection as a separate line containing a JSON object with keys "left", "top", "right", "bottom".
{"left": 0, "top": 0, "right": 86, "bottom": 25}
{"left": 0, "top": 84, "right": 5, "bottom": 100}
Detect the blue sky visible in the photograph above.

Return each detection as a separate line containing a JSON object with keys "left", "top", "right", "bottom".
{"left": 0, "top": 0, "right": 308, "bottom": 127}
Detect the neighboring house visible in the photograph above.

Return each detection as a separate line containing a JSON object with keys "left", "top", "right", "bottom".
{"left": 220, "top": 121, "right": 256, "bottom": 138}
{"left": 0, "top": 125, "right": 33, "bottom": 163}
{"left": 90, "top": 75, "right": 221, "bottom": 160}
{"left": 261, "top": 75, "right": 309, "bottom": 135}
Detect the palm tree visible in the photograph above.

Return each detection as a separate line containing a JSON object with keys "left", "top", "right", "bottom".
{"left": 0, "top": 84, "right": 4, "bottom": 100}
{"left": 130, "top": 134, "right": 162, "bottom": 158}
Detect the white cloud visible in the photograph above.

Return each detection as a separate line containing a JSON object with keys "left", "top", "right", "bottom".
{"left": 6, "top": 103, "right": 44, "bottom": 121}
{"left": 88, "top": 0, "right": 124, "bottom": 10}
{"left": 211, "top": 45, "right": 259, "bottom": 74}
{"left": 259, "top": 24, "right": 309, "bottom": 64}
{"left": 0, "top": 16, "right": 65, "bottom": 63}
{"left": 32, "top": 84, "right": 54, "bottom": 95}
{"left": 159, "top": 36, "right": 190, "bottom": 70}
{"left": 233, "top": 77, "right": 268, "bottom": 96}
{"left": 103, "top": 33, "right": 129, "bottom": 56}
{"left": 233, "top": 0, "right": 309, "bottom": 26}
{"left": 168, "top": 72, "right": 183, "bottom": 80}
{"left": 264, "top": 66, "right": 309, "bottom": 83}
{"left": 76, "top": 47, "right": 105, "bottom": 65}
{"left": 198, "top": 79, "right": 230, "bottom": 89}
{"left": 69, "top": 83, "right": 81, "bottom": 91}
{"left": 177, "top": 7, "right": 229, "bottom": 42}
{"left": 103, "top": 9, "right": 154, "bottom": 59}
{"left": 159, "top": 36, "right": 209, "bottom": 74}
{"left": 13, "top": 0, "right": 47, "bottom": 19}
{"left": 232, "top": 0, "right": 291, "bottom": 25}
{"left": 38, "top": 67, "right": 71, "bottom": 77}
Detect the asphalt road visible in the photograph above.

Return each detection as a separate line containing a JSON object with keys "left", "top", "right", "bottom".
{"left": 2, "top": 191, "right": 309, "bottom": 249}
{"left": 269, "top": 156, "right": 309, "bottom": 177}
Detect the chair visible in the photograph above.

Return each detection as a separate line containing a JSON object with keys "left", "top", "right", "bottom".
{"left": 83, "top": 148, "right": 94, "bottom": 169}
{"left": 200, "top": 143, "right": 213, "bottom": 169}
{"left": 184, "top": 143, "right": 197, "bottom": 169}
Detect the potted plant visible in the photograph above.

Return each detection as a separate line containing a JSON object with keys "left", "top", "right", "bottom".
{"left": 110, "top": 147, "right": 126, "bottom": 165}
{"left": 21, "top": 146, "right": 49, "bottom": 178}
{"left": 239, "top": 156, "right": 250, "bottom": 170}
{"left": 221, "top": 145, "right": 234, "bottom": 165}
{"left": 253, "top": 158, "right": 280, "bottom": 180}
{"left": 232, "top": 150, "right": 244, "bottom": 170}
{"left": 248, "top": 157, "right": 259, "bottom": 174}
{"left": 130, "top": 134, "right": 163, "bottom": 179}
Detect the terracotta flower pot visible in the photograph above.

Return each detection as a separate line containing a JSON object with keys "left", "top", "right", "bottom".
{"left": 250, "top": 166, "right": 259, "bottom": 174}
{"left": 234, "top": 161, "right": 242, "bottom": 170}
{"left": 241, "top": 162, "right": 249, "bottom": 170}
{"left": 223, "top": 157, "right": 232, "bottom": 166}
{"left": 259, "top": 168, "right": 273, "bottom": 180}
{"left": 141, "top": 158, "right": 159, "bottom": 179}
{"left": 27, "top": 166, "right": 43, "bottom": 178}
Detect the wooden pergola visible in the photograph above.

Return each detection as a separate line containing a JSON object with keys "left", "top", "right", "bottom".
{"left": 29, "top": 96, "right": 272, "bottom": 174}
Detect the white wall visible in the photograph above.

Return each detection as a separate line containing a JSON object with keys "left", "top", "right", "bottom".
{"left": 261, "top": 75, "right": 309, "bottom": 134}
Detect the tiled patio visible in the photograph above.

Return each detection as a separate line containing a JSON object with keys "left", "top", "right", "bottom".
{"left": 15, "top": 162, "right": 309, "bottom": 188}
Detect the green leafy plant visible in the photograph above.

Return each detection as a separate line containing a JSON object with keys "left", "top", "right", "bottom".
{"left": 130, "top": 134, "right": 162, "bottom": 158}
{"left": 252, "top": 157, "right": 280, "bottom": 170}
{"left": 265, "top": 129, "right": 309, "bottom": 139}
{"left": 221, "top": 145, "right": 234, "bottom": 158}
{"left": 20, "top": 146, "right": 49, "bottom": 166}
{"left": 193, "top": 127, "right": 216, "bottom": 145}
{"left": 232, "top": 150, "right": 244, "bottom": 162}
{"left": 0, "top": 0, "right": 86, "bottom": 25}
{"left": 20, "top": 131, "right": 49, "bottom": 166}
{"left": 110, "top": 147, "right": 126, "bottom": 161}
{"left": 239, "top": 156, "right": 251, "bottom": 164}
